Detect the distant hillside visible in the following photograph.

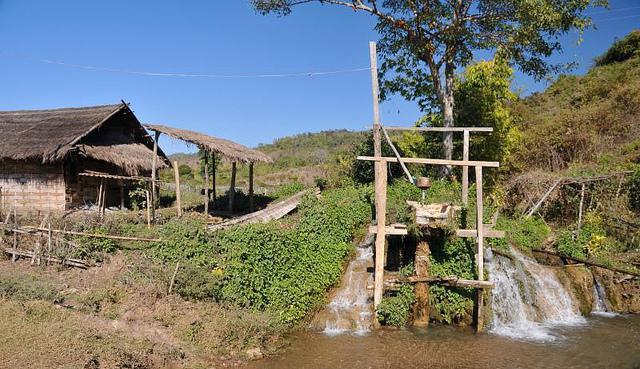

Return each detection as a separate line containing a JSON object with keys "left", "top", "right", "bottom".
{"left": 511, "top": 30, "right": 640, "bottom": 173}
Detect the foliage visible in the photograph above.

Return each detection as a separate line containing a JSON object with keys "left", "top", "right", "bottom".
{"left": 172, "top": 263, "right": 223, "bottom": 301}
{"left": 556, "top": 211, "right": 619, "bottom": 260}
{"left": 489, "top": 216, "right": 551, "bottom": 251}
{"left": 595, "top": 30, "right": 640, "bottom": 66}
{"left": 455, "top": 59, "right": 521, "bottom": 172}
{"left": 152, "top": 218, "right": 216, "bottom": 267}
{"left": 73, "top": 225, "right": 117, "bottom": 261}
{"left": 350, "top": 133, "right": 409, "bottom": 184}
{"left": 215, "top": 186, "right": 371, "bottom": 324}
{"left": 178, "top": 164, "right": 193, "bottom": 178}
{"left": 270, "top": 181, "right": 304, "bottom": 200}
{"left": 512, "top": 30, "right": 640, "bottom": 171}
{"left": 629, "top": 169, "right": 640, "bottom": 211}
{"left": 376, "top": 285, "right": 415, "bottom": 327}
{"left": 128, "top": 181, "right": 149, "bottom": 211}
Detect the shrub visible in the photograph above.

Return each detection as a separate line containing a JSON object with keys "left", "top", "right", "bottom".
{"left": 152, "top": 218, "right": 216, "bottom": 267}
{"left": 215, "top": 186, "right": 371, "bottom": 324}
{"left": 595, "top": 30, "right": 640, "bottom": 66}
{"left": 377, "top": 285, "right": 415, "bottom": 327}
{"left": 172, "top": 263, "right": 223, "bottom": 301}
{"left": 629, "top": 169, "right": 640, "bottom": 211}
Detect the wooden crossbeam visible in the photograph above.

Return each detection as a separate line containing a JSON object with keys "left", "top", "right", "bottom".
{"left": 357, "top": 156, "right": 500, "bottom": 168}
{"left": 382, "top": 126, "right": 493, "bottom": 133}
{"left": 457, "top": 228, "right": 505, "bottom": 238}
{"left": 368, "top": 223, "right": 407, "bottom": 236}
{"left": 381, "top": 276, "right": 494, "bottom": 289}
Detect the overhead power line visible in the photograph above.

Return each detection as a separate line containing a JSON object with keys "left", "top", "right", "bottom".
{"left": 0, "top": 50, "right": 370, "bottom": 79}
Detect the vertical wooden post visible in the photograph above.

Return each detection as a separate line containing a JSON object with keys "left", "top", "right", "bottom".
{"left": 47, "top": 222, "right": 52, "bottom": 266}
{"left": 12, "top": 206, "right": 17, "bottom": 262}
{"left": 369, "top": 41, "right": 382, "bottom": 159}
{"left": 373, "top": 159, "right": 388, "bottom": 313}
{"left": 151, "top": 130, "right": 160, "bottom": 221}
{"left": 145, "top": 190, "right": 151, "bottom": 229}
{"left": 462, "top": 130, "right": 470, "bottom": 206}
{"left": 413, "top": 239, "right": 431, "bottom": 327}
{"left": 577, "top": 183, "right": 586, "bottom": 237}
{"left": 474, "top": 165, "right": 485, "bottom": 332}
{"left": 212, "top": 152, "right": 217, "bottom": 208}
{"left": 97, "top": 179, "right": 104, "bottom": 210}
{"left": 173, "top": 161, "right": 182, "bottom": 217}
{"left": 0, "top": 186, "right": 3, "bottom": 221}
{"left": 249, "top": 163, "right": 255, "bottom": 212}
{"left": 203, "top": 151, "right": 209, "bottom": 215}
{"left": 101, "top": 183, "right": 107, "bottom": 217}
{"left": 228, "top": 162, "right": 237, "bottom": 214}
{"left": 120, "top": 184, "right": 125, "bottom": 210}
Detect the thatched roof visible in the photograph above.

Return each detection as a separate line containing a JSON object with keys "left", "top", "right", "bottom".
{"left": 0, "top": 103, "right": 169, "bottom": 175}
{"left": 145, "top": 124, "right": 272, "bottom": 164}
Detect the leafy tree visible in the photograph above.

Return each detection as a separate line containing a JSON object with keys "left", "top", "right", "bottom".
{"left": 253, "top": 0, "right": 606, "bottom": 174}
{"left": 455, "top": 59, "right": 520, "bottom": 169}
{"left": 178, "top": 164, "right": 193, "bottom": 178}
{"left": 595, "top": 30, "right": 640, "bottom": 66}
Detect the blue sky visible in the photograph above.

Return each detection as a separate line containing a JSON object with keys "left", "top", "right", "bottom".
{"left": 0, "top": 0, "right": 638, "bottom": 154}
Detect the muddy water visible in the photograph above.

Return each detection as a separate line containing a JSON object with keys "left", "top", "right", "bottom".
{"left": 248, "top": 315, "right": 640, "bottom": 369}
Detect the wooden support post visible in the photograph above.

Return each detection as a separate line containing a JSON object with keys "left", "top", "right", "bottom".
{"left": 12, "top": 207, "right": 17, "bottom": 262}
{"left": 474, "top": 165, "right": 485, "bottom": 332}
{"left": 369, "top": 41, "right": 382, "bottom": 160}
{"left": 173, "top": 161, "right": 182, "bottom": 217}
{"left": 462, "top": 129, "right": 470, "bottom": 206}
{"left": 577, "top": 183, "right": 586, "bottom": 237}
{"left": 229, "top": 162, "right": 237, "bottom": 214}
{"left": 203, "top": 151, "right": 209, "bottom": 215}
{"left": 145, "top": 190, "right": 151, "bottom": 229}
{"left": 101, "top": 183, "right": 107, "bottom": 217}
{"left": 249, "top": 162, "right": 255, "bottom": 212}
{"left": 373, "top": 159, "right": 388, "bottom": 313}
{"left": 151, "top": 130, "right": 160, "bottom": 221}
{"left": 47, "top": 222, "right": 52, "bottom": 266}
{"left": 0, "top": 187, "right": 3, "bottom": 221}
{"left": 212, "top": 152, "right": 217, "bottom": 208}
{"left": 97, "top": 179, "right": 104, "bottom": 210}
{"left": 120, "top": 184, "right": 125, "bottom": 210}
{"left": 412, "top": 239, "right": 431, "bottom": 327}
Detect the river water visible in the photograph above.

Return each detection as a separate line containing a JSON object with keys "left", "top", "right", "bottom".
{"left": 248, "top": 314, "right": 640, "bottom": 369}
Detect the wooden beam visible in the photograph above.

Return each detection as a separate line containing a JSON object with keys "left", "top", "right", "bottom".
{"left": 228, "top": 162, "right": 237, "bottom": 214}
{"left": 203, "top": 151, "right": 209, "bottom": 215}
{"left": 462, "top": 130, "right": 470, "bottom": 206}
{"left": 151, "top": 130, "right": 160, "bottom": 221}
{"left": 369, "top": 41, "right": 381, "bottom": 160}
{"left": 373, "top": 159, "right": 387, "bottom": 312}
{"left": 173, "top": 160, "right": 182, "bottom": 217}
{"left": 532, "top": 249, "right": 640, "bottom": 277}
{"left": 475, "top": 165, "right": 485, "bottom": 332}
{"left": 120, "top": 185, "right": 125, "bottom": 210}
{"left": 577, "top": 183, "right": 586, "bottom": 237}
{"left": 456, "top": 228, "right": 505, "bottom": 238}
{"left": 384, "top": 276, "right": 494, "bottom": 289}
{"left": 145, "top": 190, "right": 151, "bottom": 229}
{"left": 212, "top": 152, "right": 217, "bottom": 208}
{"left": 249, "top": 163, "right": 255, "bottom": 212}
{"left": 383, "top": 126, "right": 493, "bottom": 133}
{"left": 413, "top": 240, "right": 430, "bottom": 326}
{"left": 357, "top": 156, "right": 499, "bottom": 168}
{"left": 368, "top": 224, "right": 408, "bottom": 235}
{"left": 380, "top": 125, "right": 414, "bottom": 184}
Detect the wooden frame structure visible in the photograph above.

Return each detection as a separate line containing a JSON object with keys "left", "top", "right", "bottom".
{"left": 144, "top": 124, "right": 272, "bottom": 219}
{"left": 365, "top": 41, "right": 502, "bottom": 331}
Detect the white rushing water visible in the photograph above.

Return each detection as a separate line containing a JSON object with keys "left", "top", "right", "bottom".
{"left": 592, "top": 276, "right": 617, "bottom": 317}
{"left": 312, "top": 235, "right": 375, "bottom": 336}
{"left": 487, "top": 247, "right": 586, "bottom": 341}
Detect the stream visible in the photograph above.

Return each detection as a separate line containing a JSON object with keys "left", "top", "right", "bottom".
{"left": 248, "top": 244, "right": 640, "bottom": 368}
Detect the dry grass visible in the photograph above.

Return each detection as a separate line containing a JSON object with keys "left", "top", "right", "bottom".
{"left": 0, "top": 252, "right": 286, "bottom": 368}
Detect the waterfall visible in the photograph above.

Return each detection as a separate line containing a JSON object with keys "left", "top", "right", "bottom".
{"left": 487, "top": 247, "right": 585, "bottom": 341}
{"left": 310, "top": 234, "right": 374, "bottom": 335}
{"left": 592, "top": 276, "right": 616, "bottom": 317}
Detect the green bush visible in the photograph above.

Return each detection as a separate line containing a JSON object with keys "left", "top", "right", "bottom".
{"left": 629, "top": 169, "right": 640, "bottom": 211}
{"left": 377, "top": 285, "right": 415, "bottom": 327}
{"left": 152, "top": 218, "right": 216, "bottom": 267}
{"left": 490, "top": 216, "right": 550, "bottom": 250}
{"left": 172, "top": 263, "right": 223, "bottom": 301}
{"left": 595, "top": 30, "right": 640, "bottom": 66}
{"left": 215, "top": 186, "right": 371, "bottom": 324}
{"left": 74, "top": 226, "right": 117, "bottom": 261}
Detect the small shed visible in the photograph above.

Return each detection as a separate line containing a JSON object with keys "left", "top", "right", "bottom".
{"left": 0, "top": 103, "right": 169, "bottom": 214}
{"left": 144, "top": 124, "right": 272, "bottom": 214}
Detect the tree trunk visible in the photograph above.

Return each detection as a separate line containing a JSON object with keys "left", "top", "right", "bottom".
{"left": 441, "top": 61, "right": 455, "bottom": 177}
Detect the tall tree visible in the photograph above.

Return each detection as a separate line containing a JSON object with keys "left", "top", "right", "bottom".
{"left": 252, "top": 0, "right": 606, "bottom": 174}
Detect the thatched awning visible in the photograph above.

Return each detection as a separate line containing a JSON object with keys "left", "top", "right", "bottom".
{"left": 145, "top": 124, "right": 272, "bottom": 164}
{"left": 0, "top": 103, "right": 169, "bottom": 175}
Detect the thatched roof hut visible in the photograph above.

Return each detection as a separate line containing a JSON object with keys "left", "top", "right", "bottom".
{"left": 144, "top": 124, "right": 272, "bottom": 164}
{"left": 0, "top": 103, "right": 169, "bottom": 175}
{"left": 0, "top": 102, "right": 169, "bottom": 214}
